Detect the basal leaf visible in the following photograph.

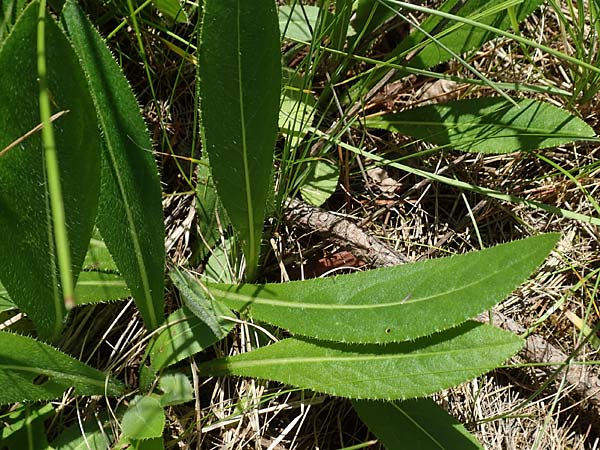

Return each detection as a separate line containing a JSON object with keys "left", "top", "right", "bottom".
{"left": 299, "top": 159, "right": 339, "bottom": 207}
{"left": 398, "top": 0, "right": 544, "bottom": 71}
{"left": 366, "top": 98, "right": 595, "bottom": 153}
{"left": 196, "top": 160, "right": 227, "bottom": 262}
{"left": 279, "top": 86, "right": 316, "bottom": 149}
{"left": 0, "top": 3, "right": 101, "bottom": 339}
{"left": 0, "top": 271, "right": 129, "bottom": 310}
{"left": 353, "top": 398, "right": 483, "bottom": 450}
{"left": 201, "top": 234, "right": 558, "bottom": 343}
{"left": 52, "top": 416, "right": 113, "bottom": 450}
{"left": 1, "top": 403, "right": 55, "bottom": 450}
{"left": 169, "top": 267, "right": 235, "bottom": 339}
{"left": 62, "top": 2, "right": 165, "bottom": 330}
{"left": 83, "top": 228, "right": 119, "bottom": 272}
{"left": 149, "top": 306, "right": 233, "bottom": 371}
{"left": 0, "top": 282, "right": 17, "bottom": 313}
{"left": 198, "top": 0, "right": 281, "bottom": 280}
{"left": 199, "top": 321, "right": 522, "bottom": 400}
{"left": 74, "top": 271, "right": 130, "bottom": 305}
{"left": 352, "top": 398, "right": 483, "bottom": 450}
{"left": 278, "top": 5, "right": 334, "bottom": 42}
{"left": 0, "top": 331, "right": 123, "bottom": 404}
{"left": 153, "top": 0, "right": 188, "bottom": 23}
{"left": 158, "top": 373, "right": 194, "bottom": 406}
{"left": 351, "top": 0, "right": 544, "bottom": 100}
{"left": 121, "top": 395, "right": 165, "bottom": 440}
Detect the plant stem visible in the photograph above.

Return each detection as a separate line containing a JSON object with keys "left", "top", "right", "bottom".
{"left": 37, "top": 0, "right": 74, "bottom": 333}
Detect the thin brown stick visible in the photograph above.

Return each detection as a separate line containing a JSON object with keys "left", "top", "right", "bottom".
{"left": 0, "top": 110, "right": 69, "bottom": 157}
{"left": 284, "top": 197, "right": 600, "bottom": 412}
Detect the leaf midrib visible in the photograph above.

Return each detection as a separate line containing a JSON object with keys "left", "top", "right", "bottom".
{"left": 236, "top": 0, "right": 256, "bottom": 271}
{"left": 206, "top": 341, "right": 517, "bottom": 370}
{"left": 0, "top": 364, "right": 108, "bottom": 388}
{"left": 210, "top": 245, "right": 535, "bottom": 310}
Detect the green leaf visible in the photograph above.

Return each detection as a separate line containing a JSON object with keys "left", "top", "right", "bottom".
{"left": 399, "top": 0, "right": 544, "bottom": 71}
{"left": 52, "top": 417, "right": 112, "bottom": 450}
{"left": 196, "top": 160, "right": 227, "bottom": 262}
{"left": 278, "top": 5, "right": 334, "bottom": 42}
{"left": 352, "top": 398, "right": 483, "bottom": 450}
{"left": 169, "top": 267, "right": 235, "bottom": 339}
{"left": 351, "top": 0, "right": 544, "bottom": 100}
{"left": 149, "top": 306, "right": 233, "bottom": 371}
{"left": 199, "top": 321, "right": 522, "bottom": 400}
{"left": 62, "top": 2, "right": 165, "bottom": 330}
{"left": 0, "top": 282, "right": 17, "bottom": 313}
{"left": 299, "top": 159, "right": 339, "bottom": 207}
{"left": 0, "top": 270, "right": 130, "bottom": 310}
{"left": 153, "top": 0, "right": 188, "bottom": 23}
{"left": 279, "top": 82, "right": 316, "bottom": 148}
{"left": 366, "top": 98, "right": 595, "bottom": 154}
{"left": 158, "top": 373, "right": 194, "bottom": 406}
{"left": 0, "top": 331, "right": 123, "bottom": 404}
{"left": 0, "top": 3, "right": 101, "bottom": 339}
{"left": 198, "top": 0, "right": 281, "bottom": 280}
{"left": 74, "top": 271, "right": 130, "bottom": 305}
{"left": 203, "top": 234, "right": 558, "bottom": 343}
{"left": 83, "top": 229, "right": 119, "bottom": 272}
{"left": 121, "top": 396, "right": 165, "bottom": 440}
{"left": 204, "top": 237, "right": 237, "bottom": 284}
{"left": 2, "top": 403, "right": 54, "bottom": 450}
{"left": 353, "top": 398, "right": 483, "bottom": 450}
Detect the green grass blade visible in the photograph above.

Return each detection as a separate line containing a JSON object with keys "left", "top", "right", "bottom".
{"left": 198, "top": 0, "right": 281, "bottom": 280}
{"left": 198, "top": 321, "right": 523, "bottom": 400}
{"left": 0, "top": 331, "right": 123, "bottom": 404}
{"left": 200, "top": 234, "right": 558, "bottom": 343}
{"left": 366, "top": 97, "right": 595, "bottom": 154}
{"left": 62, "top": 1, "right": 166, "bottom": 330}
{"left": 353, "top": 398, "right": 483, "bottom": 450}
{"left": 0, "top": 2, "right": 101, "bottom": 340}
{"left": 37, "top": 0, "right": 76, "bottom": 315}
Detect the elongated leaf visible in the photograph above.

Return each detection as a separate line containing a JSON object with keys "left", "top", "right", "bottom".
{"left": 366, "top": 98, "right": 595, "bottom": 154}
{"left": 200, "top": 234, "right": 558, "bottom": 343}
{"left": 52, "top": 417, "right": 112, "bottom": 450}
{"left": 149, "top": 306, "right": 233, "bottom": 371}
{"left": 279, "top": 87, "right": 316, "bottom": 149}
{"left": 153, "top": 0, "right": 188, "bottom": 23}
{"left": 62, "top": 2, "right": 165, "bottom": 330}
{"left": 83, "top": 228, "right": 119, "bottom": 272}
{"left": 398, "top": 0, "right": 544, "bottom": 71}
{"left": 0, "top": 3, "right": 101, "bottom": 339}
{"left": 196, "top": 160, "right": 227, "bottom": 261}
{"left": 170, "top": 267, "right": 234, "bottom": 339}
{"left": 353, "top": 398, "right": 483, "bottom": 450}
{"left": 351, "top": 0, "right": 543, "bottom": 100}
{"left": 0, "top": 283, "right": 16, "bottom": 313}
{"left": 0, "top": 271, "right": 130, "bottom": 310}
{"left": 74, "top": 271, "right": 130, "bottom": 305}
{"left": 198, "top": 0, "right": 281, "bottom": 280}
{"left": 199, "top": 321, "right": 522, "bottom": 399}
{"left": 1, "top": 404, "right": 54, "bottom": 450}
{"left": 0, "top": 331, "right": 123, "bottom": 404}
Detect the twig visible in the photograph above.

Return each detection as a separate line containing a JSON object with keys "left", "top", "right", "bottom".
{"left": 284, "top": 198, "right": 600, "bottom": 413}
